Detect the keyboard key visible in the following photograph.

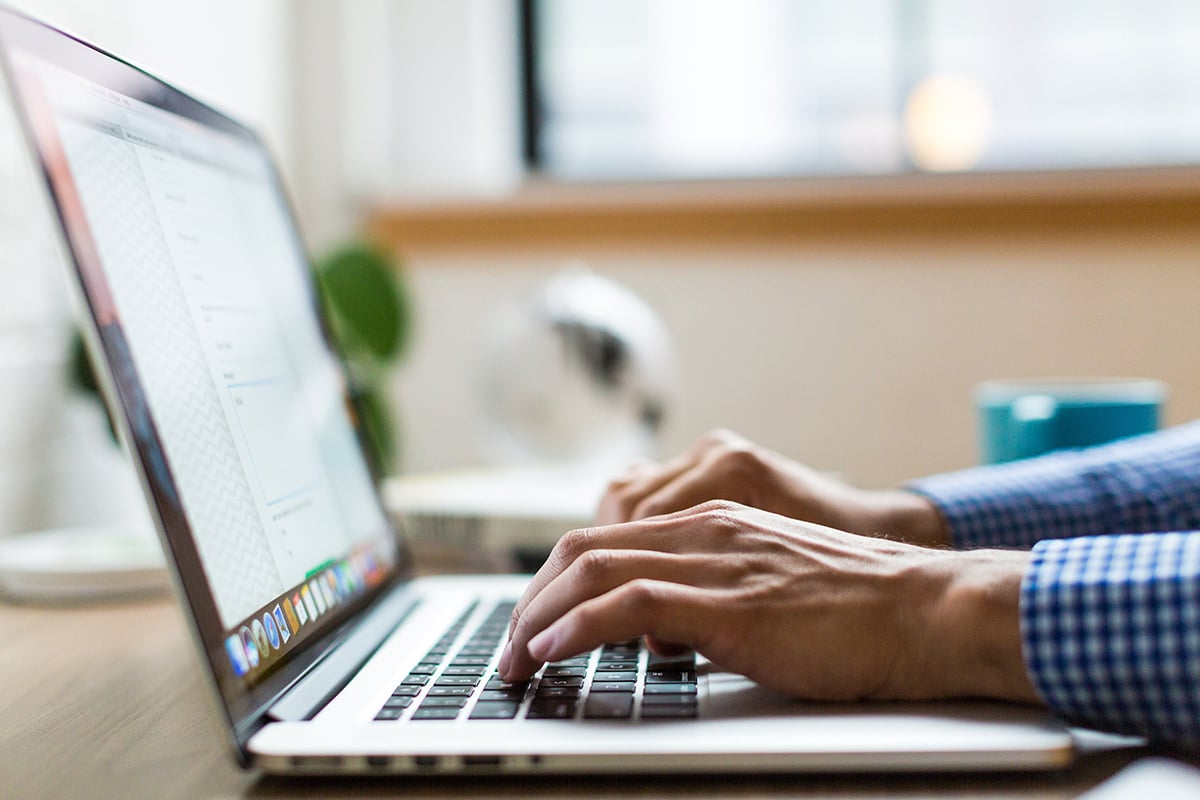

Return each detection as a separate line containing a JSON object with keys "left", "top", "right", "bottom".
{"left": 441, "top": 665, "right": 489, "bottom": 676}
{"left": 584, "top": 694, "right": 634, "bottom": 719}
{"left": 596, "top": 662, "right": 638, "bottom": 671}
{"left": 590, "top": 681, "right": 637, "bottom": 692}
{"left": 401, "top": 675, "right": 430, "bottom": 686}
{"left": 434, "top": 676, "right": 480, "bottom": 687}
{"left": 486, "top": 677, "right": 528, "bottom": 691}
{"left": 419, "top": 696, "right": 469, "bottom": 708}
{"left": 527, "top": 699, "right": 577, "bottom": 719}
{"left": 540, "top": 676, "right": 583, "bottom": 688}
{"left": 391, "top": 685, "right": 422, "bottom": 697}
{"left": 550, "top": 656, "right": 591, "bottom": 667}
{"left": 534, "top": 685, "right": 581, "bottom": 698}
{"left": 641, "top": 704, "right": 698, "bottom": 719}
{"left": 598, "top": 654, "right": 638, "bottom": 664}
{"left": 594, "top": 670, "right": 637, "bottom": 682}
{"left": 474, "top": 627, "right": 506, "bottom": 637}
{"left": 449, "top": 656, "right": 492, "bottom": 666}
{"left": 426, "top": 686, "right": 474, "bottom": 697}
{"left": 479, "top": 689, "right": 526, "bottom": 702}
{"left": 469, "top": 701, "right": 520, "bottom": 720}
{"left": 457, "top": 646, "right": 498, "bottom": 656}
{"left": 412, "top": 706, "right": 460, "bottom": 720}
{"left": 640, "top": 693, "right": 697, "bottom": 706}
{"left": 406, "top": 664, "right": 437, "bottom": 675}
{"left": 542, "top": 666, "right": 587, "bottom": 677}
{"left": 643, "top": 683, "right": 697, "bottom": 695}
{"left": 647, "top": 654, "right": 696, "bottom": 670}
{"left": 382, "top": 695, "right": 414, "bottom": 709}
{"left": 374, "top": 707, "right": 405, "bottom": 720}
{"left": 646, "top": 670, "right": 695, "bottom": 683}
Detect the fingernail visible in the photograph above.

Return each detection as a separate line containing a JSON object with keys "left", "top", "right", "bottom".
{"left": 527, "top": 628, "right": 556, "bottom": 661}
{"left": 497, "top": 641, "right": 512, "bottom": 676}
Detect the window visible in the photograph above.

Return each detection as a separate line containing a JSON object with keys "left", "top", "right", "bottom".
{"left": 525, "top": 0, "right": 1200, "bottom": 181}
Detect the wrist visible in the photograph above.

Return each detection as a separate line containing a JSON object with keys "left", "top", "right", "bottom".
{"left": 920, "top": 549, "right": 1040, "bottom": 702}
{"left": 869, "top": 490, "right": 951, "bottom": 548}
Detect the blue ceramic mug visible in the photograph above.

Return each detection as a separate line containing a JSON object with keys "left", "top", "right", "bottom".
{"left": 976, "top": 378, "right": 1165, "bottom": 464}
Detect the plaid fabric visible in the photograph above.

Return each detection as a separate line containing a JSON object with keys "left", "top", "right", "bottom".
{"left": 909, "top": 422, "right": 1200, "bottom": 745}
{"left": 1023, "top": 533, "right": 1200, "bottom": 745}
{"left": 910, "top": 421, "right": 1200, "bottom": 549}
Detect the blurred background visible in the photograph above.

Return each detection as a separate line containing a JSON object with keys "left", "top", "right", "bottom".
{"left": 2, "top": 0, "right": 1199, "bottom": 539}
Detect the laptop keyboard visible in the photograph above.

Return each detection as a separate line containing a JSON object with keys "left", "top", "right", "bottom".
{"left": 374, "top": 600, "right": 698, "bottom": 723}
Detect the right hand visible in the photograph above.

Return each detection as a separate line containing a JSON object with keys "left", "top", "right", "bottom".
{"left": 596, "top": 429, "right": 949, "bottom": 548}
{"left": 502, "top": 500, "right": 1035, "bottom": 704}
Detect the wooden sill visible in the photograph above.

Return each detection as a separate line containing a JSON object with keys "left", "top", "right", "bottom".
{"left": 366, "top": 168, "right": 1200, "bottom": 254}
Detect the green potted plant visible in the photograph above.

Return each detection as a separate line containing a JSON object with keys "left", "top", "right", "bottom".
{"left": 313, "top": 240, "right": 412, "bottom": 474}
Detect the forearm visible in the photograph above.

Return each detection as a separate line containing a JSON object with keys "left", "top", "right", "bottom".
{"left": 907, "top": 421, "right": 1200, "bottom": 550}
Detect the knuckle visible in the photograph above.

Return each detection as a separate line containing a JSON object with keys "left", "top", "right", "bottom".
{"left": 603, "top": 477, "right": 630, "bottom": 497}
{"left": 693, "top": 498, "right": 743, "bottom": 516}
{"left": 606, "top": 487, "right": 639, "bottom": 515}
{"left": 714, "top": 443, "right": 765, "bottom": 478}
{"left": 619, "top": 578, "right": 663, "bottom": 613}
{"left": 573, "top": 548, "right": 616, "bottom": 581}
{"left": 696, "top": 502, "right": 747, "bottom": 536}
{"left": 555, "top": 527, "right": 597, "bottom": 561}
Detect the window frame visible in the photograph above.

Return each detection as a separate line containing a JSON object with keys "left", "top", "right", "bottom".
{"left": 517, "top": 0, "right": 1200, "bottom": 187}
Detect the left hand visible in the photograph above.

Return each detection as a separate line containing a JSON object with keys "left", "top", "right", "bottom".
{"left": 595, "top": 429, "right": 948, "bottom": 547}
{"left": 499, "top": 500, "right": 1038, "bottom": 704}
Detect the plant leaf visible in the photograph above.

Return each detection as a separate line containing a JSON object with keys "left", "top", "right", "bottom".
{"left": 316, "top": 242, "right": 411, "bottom": 362}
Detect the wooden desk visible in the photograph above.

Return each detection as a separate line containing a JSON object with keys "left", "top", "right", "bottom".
{"left": 0, "top": 596, "right": 1188, "bottom": 799}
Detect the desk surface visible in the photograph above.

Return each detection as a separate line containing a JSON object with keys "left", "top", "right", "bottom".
{"left": 0, "top": 595, "right": 1189, "bottom": 799}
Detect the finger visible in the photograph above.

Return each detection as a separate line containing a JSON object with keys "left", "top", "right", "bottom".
{"left": 507, "top": 501, "right": 746, "bottom": 643}
{"left": 526, "top": 579, "right": 718, "bottom": 667}
{"left": 644, "top": 635, "right": 693, "bottom": 658}
{"left": 629, "top": 460, "right": 740, "bottom": 520}
{"left": 595, "top": 432, "right": 739, "bottom": 524}
{"left": 596, "top": 453, "right": 699, "bottom": 525}
{"left": 504, "top": 549, "right": 736, "bottom": 680}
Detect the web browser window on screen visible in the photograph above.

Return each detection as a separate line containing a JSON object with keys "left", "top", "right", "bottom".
{"left": 18, "top": 53, "right": 392, "bottom": 632}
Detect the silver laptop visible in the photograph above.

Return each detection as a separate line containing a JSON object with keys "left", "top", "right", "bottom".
{"left": 0, "top": 7, "right": 1074, "bottom": 775}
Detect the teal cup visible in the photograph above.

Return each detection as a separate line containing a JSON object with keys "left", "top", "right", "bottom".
{"left": 976, "top": 378, "right": 1165, "bottom": 464}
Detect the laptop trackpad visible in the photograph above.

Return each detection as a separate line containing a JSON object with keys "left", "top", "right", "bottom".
{"left": 703, "top": 668, "right": 1074, "bottom": 753}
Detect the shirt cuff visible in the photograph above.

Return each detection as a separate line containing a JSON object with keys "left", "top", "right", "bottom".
{"left": 907, "top": 421, "right": 1200, "bottom": 550}
{"left": 1020, "top": 533, "right": 1200, "bottom": 746}
{"left": 907, "top": 451, "right": 1104, "bottom": 550}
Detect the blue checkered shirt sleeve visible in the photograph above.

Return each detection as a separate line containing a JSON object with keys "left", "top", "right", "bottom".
{"left": 908, "top": 422, "right": 1200, "bottom": 745}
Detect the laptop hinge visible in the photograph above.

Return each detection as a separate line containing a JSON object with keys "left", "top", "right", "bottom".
{"left": 265, "top": 585, "right": 421, "bottom": 722}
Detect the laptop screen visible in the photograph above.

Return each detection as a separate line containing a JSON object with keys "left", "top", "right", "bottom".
{"left": 0, "top": 8, "right": 401, "bottom": 714}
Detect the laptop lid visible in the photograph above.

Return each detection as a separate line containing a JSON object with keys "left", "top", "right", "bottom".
{"left": 0, "top": 5, "right": 408, "bottom": 755}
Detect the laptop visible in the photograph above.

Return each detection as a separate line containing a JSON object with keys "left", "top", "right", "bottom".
{"left": 0, "top": 7, "right": 1075, "bottom": 775}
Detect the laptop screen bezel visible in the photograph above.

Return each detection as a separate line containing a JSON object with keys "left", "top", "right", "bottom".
{"left": 0, "top": 5, "right": 411, "bottom": 759}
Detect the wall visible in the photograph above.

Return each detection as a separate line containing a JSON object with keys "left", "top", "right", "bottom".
{"left": 385, "top": 219, "right": 1200, "bottom": 489}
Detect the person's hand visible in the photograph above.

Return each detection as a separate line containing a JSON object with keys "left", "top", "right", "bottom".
{"left": 500, "top": 500, "right": 1038, "bottom": 704}
{"left": 597, "top": 430, "right": 949, "bottom": 548}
